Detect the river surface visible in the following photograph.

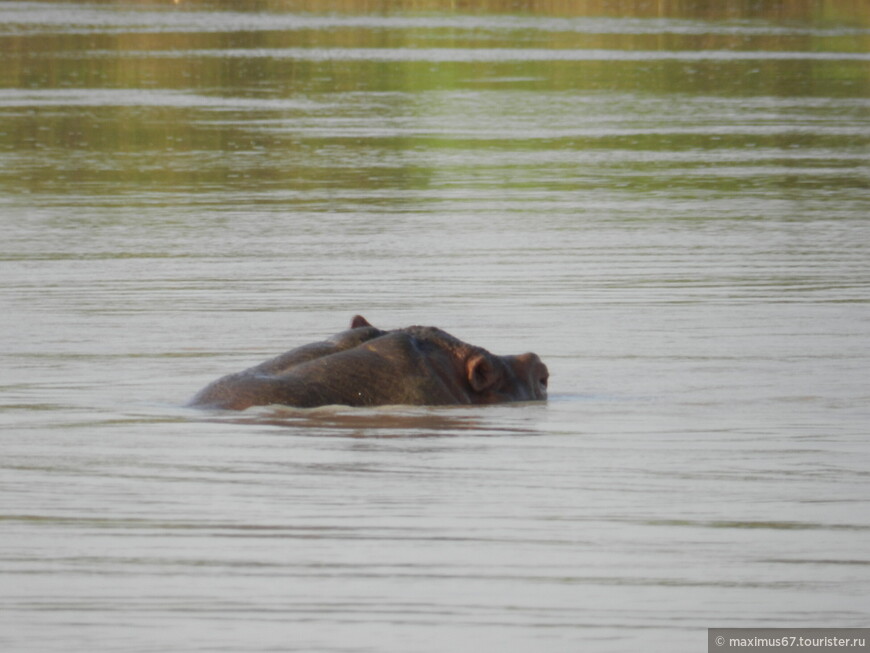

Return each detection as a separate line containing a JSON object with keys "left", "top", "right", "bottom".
{"left": 2, "top": 2, "right": 870, "bottom": 652}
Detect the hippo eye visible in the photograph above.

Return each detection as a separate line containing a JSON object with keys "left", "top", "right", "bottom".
{"left": 539, "top": 376, "right": 549, "bottom": 390}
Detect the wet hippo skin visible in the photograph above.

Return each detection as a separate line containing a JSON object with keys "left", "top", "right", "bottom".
{"left": 189, "top": 316, "right": 549, "bottom": 410}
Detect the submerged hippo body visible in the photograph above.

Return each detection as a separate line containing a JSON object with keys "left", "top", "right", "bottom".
{"left": 189, "top": 316, "right": 549, "bottom": 410}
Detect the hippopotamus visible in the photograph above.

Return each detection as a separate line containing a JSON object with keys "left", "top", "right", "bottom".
{"left": 189, "top": 316, "right": 549, "bottom": 410}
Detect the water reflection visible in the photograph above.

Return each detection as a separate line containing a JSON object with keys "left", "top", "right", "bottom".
{"left": 2, "top": 0, "right": 867, "bottom": 199}
{"left": 197, "top": 405, "right": 543, "bottom": 437}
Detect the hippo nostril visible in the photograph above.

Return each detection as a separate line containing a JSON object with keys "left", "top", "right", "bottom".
{"left": 539, "top": 375, "right": 549, "bottom": 392}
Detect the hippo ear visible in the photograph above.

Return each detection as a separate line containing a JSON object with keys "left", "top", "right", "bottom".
{"left": 351, "top": 315, "right": 373, "bottom": 329}
{"left": 467, "top": 354, "right": 499, "bottom": 393}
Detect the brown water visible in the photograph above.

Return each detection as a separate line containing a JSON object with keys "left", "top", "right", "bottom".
{"left": 2, "top": 2, "right": 870, "bottom": 651}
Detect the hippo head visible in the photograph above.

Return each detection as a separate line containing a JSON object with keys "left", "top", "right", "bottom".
{"left": 189, "top": 315, "right": 549, "bottom": 410}
{"left": 373, "top": 318, "right": 549, "bottom": 405}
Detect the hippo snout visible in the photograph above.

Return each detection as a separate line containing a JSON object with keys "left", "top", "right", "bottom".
{"left": 521, "top": 352, "right": 550, "bottom": 400}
